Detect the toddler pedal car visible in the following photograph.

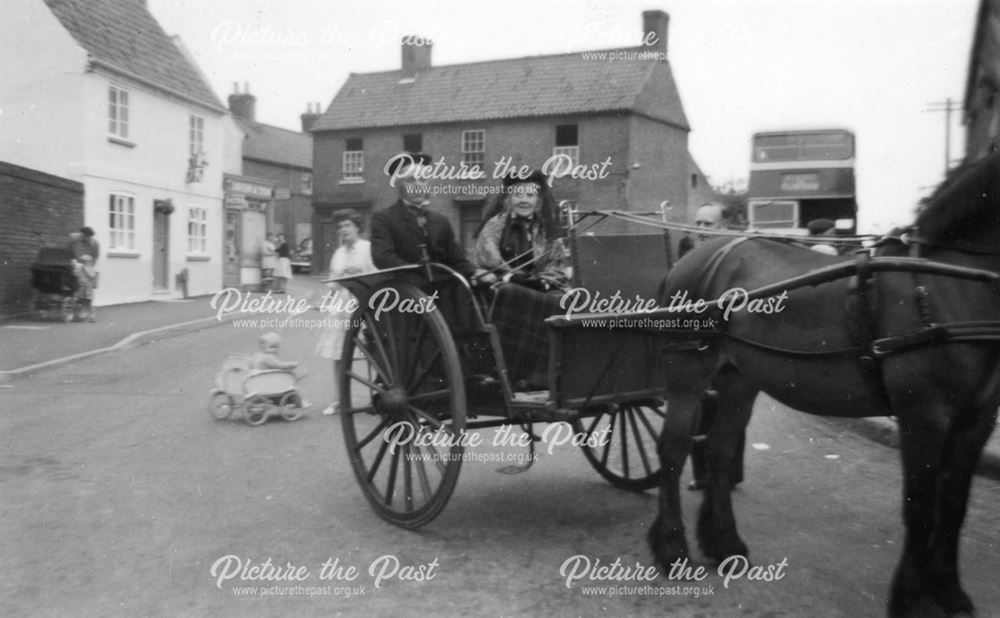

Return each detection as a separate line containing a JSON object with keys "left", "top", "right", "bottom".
{"left": 209, "top": 355, "right": 307, "bottom": 426}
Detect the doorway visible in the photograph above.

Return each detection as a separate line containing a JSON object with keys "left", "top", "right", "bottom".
{"left": 223, "top": 209, "right": 241, "bottom": 287}
{"left": 153, "top": 207, "right": 170, "bottom": 290}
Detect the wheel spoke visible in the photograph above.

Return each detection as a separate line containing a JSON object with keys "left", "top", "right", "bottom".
{"left": 412, "top": 444, "right": 434, "bottom": 502}
{"left": 353, "top": 333, "right": 393, "bottom": 385}
{"left": 407, "top": 405, "right": 444, "bottom": 430}
{"left": 599, "top": 411, "right": 617, "bottom": 467}
{"left": 355, "top": 417, "right": 390, "bottom": 450}
{"left": 381, "top": 311, "right": 401, "bottom": 380}
{"left": 625, "top": 406, "right": 654, "bottom": 477}
{"left": 365, "top": 435, "right": 391, "bottom": 485}
{"left": 618, "top": 409, "right": 631, "bottom": 477}
{"left": 634, "top": 403, "right": 663, "bottom": 437}
{"left": 407, "top": 388, "right": 452, "bottom": 404}
{"left": 403, "top": 444, "right": 414, "bottom": 512}
{"left": 384, "top": 447, "right": 401, "bottom": 506}
{"left": 342, "top": 403, "right": 377, "bottom": 416}
{"left": 346, "top": 370, "right": 388, "bottom": 395}
{"left": 583, "top": 413, "right": 602, "bottom": 439}
{"left": 408, "top": 348, "right": 443, "bottom": 391}
{"left": 366, "top": 314, "right": 397, "bottom": 385}
{"left": 402, "top": 316, "right": 430, "bottom": 388}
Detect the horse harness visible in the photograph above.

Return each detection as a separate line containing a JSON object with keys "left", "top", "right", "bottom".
{"left": 689, "top": 235, "right": 1000, "bottom": 364}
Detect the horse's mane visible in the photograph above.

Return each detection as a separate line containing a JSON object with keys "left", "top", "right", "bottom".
{"left": 914, "top": 150, "right": 1000, "bottom": 243}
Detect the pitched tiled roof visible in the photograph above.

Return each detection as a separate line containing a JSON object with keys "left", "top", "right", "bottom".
{"left": 43, "top": 0, "right": 224, "bottom": 111}
{"left": 313, "top": 48, "right": 689, "bottom": 131}
{"left": 237, "top": 119, "right": 312, "bottom": 169}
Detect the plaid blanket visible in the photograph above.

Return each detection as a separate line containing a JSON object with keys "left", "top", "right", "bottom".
{"left": 488, "top": 283, "right": 564, "bottom": 388}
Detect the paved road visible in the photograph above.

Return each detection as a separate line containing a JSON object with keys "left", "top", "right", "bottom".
{"left": 2, "top": 317, "right": 999, "bottom": 617}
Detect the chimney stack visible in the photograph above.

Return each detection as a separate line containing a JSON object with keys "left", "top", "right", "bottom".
{"left": 228, "top": 82, "right": 257, "bottom": 123}
{"left": 301, "top": 102, "right": 322, "bottom": 133}
{"left": 642, "top": 10, "right": 669, "bottom": 57}
{"left": 401, "top": 36, "right": 432, "bottom": 78}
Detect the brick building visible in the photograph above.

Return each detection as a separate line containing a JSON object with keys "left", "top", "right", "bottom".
{"left": 0, "top": 162, "right": 84, "bottom": 315}
{"left": 224, "top": 85, "right": 314, "bottom": 287}
{"left": 310, "top": 10, "right": 706, "bottom": 272}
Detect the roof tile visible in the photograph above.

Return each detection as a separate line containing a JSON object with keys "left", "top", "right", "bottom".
{"left": 314, "top": 48, "right": 688, "bottom": 131}
{"left": 43, "top": 0, "right": 223, "bottom": 110}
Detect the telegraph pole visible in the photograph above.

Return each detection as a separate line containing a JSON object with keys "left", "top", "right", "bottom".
{"left": 926, "top": 98, "right": 962, "bottom": 175}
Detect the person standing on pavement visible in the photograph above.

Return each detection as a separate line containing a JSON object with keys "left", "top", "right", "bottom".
{"left": 72, "top": 255, "right": 98, "bottom": 322}
{"left": 261, "top": 233, "right": 277, "bottom": 286}
{"left": 273, "top": 234, "right": 292, "bottom": 293}
{"left": 316, "top": 209, "right": 375, "bottom": 415}
{"left": 68, "top": 226, "right": 100, "bottom": 263}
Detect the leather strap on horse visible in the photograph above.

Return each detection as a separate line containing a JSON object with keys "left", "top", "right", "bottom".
{"left": 696, "top": 237, "right": 752, "bottom": 302}
{"left": 844, "top": 251, "right": 895, "bottom": 407}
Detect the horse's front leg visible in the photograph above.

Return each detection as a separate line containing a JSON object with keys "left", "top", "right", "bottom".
{"left": 924, "top": 406, "right": 996, "bottom": 616}
{"left": 648, "top": 389, "right": 701, "bottom": 571}
{"left": 696, "top": 365, "right": 755, "bottom": 562}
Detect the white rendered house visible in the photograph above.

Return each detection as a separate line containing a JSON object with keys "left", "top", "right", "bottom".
{"left": 0, "top": 0, "right": 228, "bottom": 305}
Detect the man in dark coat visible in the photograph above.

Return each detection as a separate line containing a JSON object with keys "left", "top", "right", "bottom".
{"left": 68, "top": 226, "right": 100, "bottom": 263}
{"left": 369, "top": 152, "right": 475, "bottom": 280}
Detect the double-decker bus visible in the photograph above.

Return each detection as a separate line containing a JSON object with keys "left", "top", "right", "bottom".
{"left": 746, "top": 129, "right": 857, "bottom": 234}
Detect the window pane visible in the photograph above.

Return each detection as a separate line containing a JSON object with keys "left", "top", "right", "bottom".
{"left": 555, "top": 124, "right": 578, "bottom": 146}
{"left": 403, "top": 134, "right": 422, "bottom": 153}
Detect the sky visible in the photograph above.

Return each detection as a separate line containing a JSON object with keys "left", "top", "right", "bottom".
{"left": 148, "top": 0, "right": 979, "bottom": 233}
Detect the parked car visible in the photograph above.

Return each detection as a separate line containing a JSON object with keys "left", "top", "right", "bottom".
{"left": 290, "top": 237, "right": 312, "bottom": 274}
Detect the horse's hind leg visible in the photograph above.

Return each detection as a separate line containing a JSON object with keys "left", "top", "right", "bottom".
{"left": 925, "top": 407, "right": 996, "bottom": 615}
{"left": 696, "top": 364, "right": 755, "bottom": 562}
{"left": 889, "top": 410, "right": 950, "bottom": 618}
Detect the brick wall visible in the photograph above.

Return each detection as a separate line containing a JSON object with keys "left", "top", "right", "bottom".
{"left": 0, "top": 161, "right": 84, "bottom": 316}
{"left": 311, "top": 113, "right": 690, "bottom": 264}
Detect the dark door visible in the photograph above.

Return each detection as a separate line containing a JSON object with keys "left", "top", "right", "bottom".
{"left": 153, "top": 209, "right": 170, "bottom": 289}
{"left": 224, "top": 209, "right": 241, "bottom": 287}
{"left": 320, "top": 220, "right": 339, "bottom": 275}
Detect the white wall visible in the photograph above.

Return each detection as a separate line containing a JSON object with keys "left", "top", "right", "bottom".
{"left": 0, "top": 0, "right": 87, "bottom": 177}
{"left": 80, "top": 74, "right": 226, "bottom": 305}
{"left": 2, "top": 0, "right": 230, "bottom": 305}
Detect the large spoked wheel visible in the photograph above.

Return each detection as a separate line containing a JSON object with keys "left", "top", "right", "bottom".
{"left": 573, "top": 399, "right": 666, "bottom": 491}
{"left": 209, "top": 391, "right": 235, "bottom": 420}
{"left": 278, "top": 391, "right": 303, "bottom": 421}
{"left": 340, "top": 282, "right": 466, "bottom": 528}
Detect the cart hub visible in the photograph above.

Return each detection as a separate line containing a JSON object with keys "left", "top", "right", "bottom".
{"left": 376, "top": 386, "right": 409, "bottom": 417}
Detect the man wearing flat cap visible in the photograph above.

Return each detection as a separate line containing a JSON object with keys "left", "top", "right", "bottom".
{"left": 369, "top": 152, "right": 475, "bottom": 280}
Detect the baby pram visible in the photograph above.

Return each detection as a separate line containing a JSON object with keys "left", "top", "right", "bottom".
{"left": 30, "top": 247, "right": 78, "bottom": 322}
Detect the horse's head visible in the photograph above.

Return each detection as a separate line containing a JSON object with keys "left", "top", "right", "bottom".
{"left": 915, "top": 151, "right": 1000, "bottom": 264}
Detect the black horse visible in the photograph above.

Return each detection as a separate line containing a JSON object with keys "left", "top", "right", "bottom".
{"left": 648, "top": 151, "right": 1000, "bottom": 616}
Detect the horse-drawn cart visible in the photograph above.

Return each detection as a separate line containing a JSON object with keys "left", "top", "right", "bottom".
{"left": 332, "top": 150, "right": 1000, "bottom": 614}
{"left": 332, "top": 210, "right": 680, "bottom": 528}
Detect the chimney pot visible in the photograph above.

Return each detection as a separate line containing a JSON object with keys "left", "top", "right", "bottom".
{"left": 401, "top": 36, "right": 433, "bottom": 78}
{"left": 642, "top": 10, "right": 669, "bottom": 57}
{"left": 228, "top": 87, "right": 257, "bottom": 123}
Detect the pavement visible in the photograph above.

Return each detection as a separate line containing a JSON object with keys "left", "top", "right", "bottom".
{"left": 2, "top": 276, "right": 998, "bottom": 482}
{"left": 0, "top": 275, "right": 330, "bottom": 377}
